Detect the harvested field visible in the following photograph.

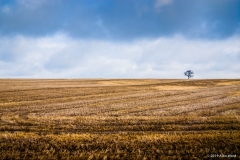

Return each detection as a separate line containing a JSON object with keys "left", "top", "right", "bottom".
{"left": 0, "top": 79, "right": 240, "bottom": 159}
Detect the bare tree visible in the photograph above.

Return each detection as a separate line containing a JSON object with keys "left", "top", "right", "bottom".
{"left": 184, "top": 70, "right": 194, "bottom": 79}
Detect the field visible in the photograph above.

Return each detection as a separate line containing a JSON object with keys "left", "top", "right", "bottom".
{"left": 0, "top": 79, "right": 240, "bottom": 159}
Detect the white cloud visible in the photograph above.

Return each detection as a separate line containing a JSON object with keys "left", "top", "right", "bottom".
{"left": 155, "top": 0, "right": 173, "bottom": 9}
{"left": 0, "top": 33, "right": 239, "bottom": 78}
{"left": 17, "top": 0, "right": 49, "bottom": 9}
{"left": 1, "top": 5, "right": 10, "bottom": 13}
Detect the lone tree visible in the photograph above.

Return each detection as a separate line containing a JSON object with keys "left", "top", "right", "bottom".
{"left": 184, "top": 70, "right": 194, "bottom": 79}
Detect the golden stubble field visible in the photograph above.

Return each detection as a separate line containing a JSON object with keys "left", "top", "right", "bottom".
{"left": 0, "top": 79, "right": 240, "bottom": 159}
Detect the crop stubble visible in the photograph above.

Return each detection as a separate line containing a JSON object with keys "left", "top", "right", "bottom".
{"left": 0, "top": 79, "right": 240, "bottom": 159}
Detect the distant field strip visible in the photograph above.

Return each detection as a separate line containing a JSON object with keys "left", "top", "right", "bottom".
{"left": 0, "top": 79, "right": 239, "bottom": 159}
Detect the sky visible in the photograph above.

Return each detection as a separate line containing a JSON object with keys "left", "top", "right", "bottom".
{"left": 0, "top": 0, "right": 240, "bottom": 78}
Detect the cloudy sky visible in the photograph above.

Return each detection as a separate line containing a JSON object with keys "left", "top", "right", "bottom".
{"left": 0, "top": 0, "right": 239, "bottom": 78}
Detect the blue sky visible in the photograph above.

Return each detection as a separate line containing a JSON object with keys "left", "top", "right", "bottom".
{"left": 0, "top": 0, "right": 240, "bottom": 78}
